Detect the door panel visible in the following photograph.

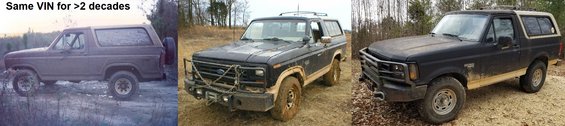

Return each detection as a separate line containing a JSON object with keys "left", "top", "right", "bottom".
{"left": 40, "top": 31, "right": 92, "bottom": 80}
{"left": 481, "top": 16, "right": 522, "bottom": 77}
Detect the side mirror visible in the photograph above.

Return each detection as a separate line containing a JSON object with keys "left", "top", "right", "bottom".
{"left": 496, "top": 37, "right": 512, "bottom": 49}
{"left": 321, "top": 36, "right": 331, "bottom": 44}
{"left": 302, "top": 36, "right": 311, "bottom": 43}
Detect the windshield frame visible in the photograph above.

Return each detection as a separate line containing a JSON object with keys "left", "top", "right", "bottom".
{"left": 431, "top": 13, "right": 491, "bottom": 42}
{"left": 240, "top": 19, "right": 310, "bottom": 42}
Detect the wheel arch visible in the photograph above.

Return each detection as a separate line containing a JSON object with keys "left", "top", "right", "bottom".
{"left": 103, "top": 63, "right": 142, "bottom": 81}
{"left": 424, "top": 67, "right": 468, "bottom": 89}
{"left": 267, "top": 66, "right": 306, "bottom": 100}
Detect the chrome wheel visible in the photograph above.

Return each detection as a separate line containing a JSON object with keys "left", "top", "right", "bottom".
{"left": 532, "top": 69, "right": 543, "bottom": 87}
{"left": 433, "top": 88, "right": 457, "bottom": 115}
{"left": 286, "top": 89, "right": 295, "bottom": 109}
{"left": 114, "top": 78, "right": 132, "bottom": 95}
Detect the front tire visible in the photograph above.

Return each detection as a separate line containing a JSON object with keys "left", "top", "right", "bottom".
{"left": 13, "top": 69, "right": 40, "bottom": 97}
{"left": 323, "top": 59, "right": 341, "bottom": 86}
{"left": 417, "top": 77, "right": 465, "bottom": 124}
{"left": 271, "top": 76, "right": 302, "bottom": 121}
{"left": 520, "top": 61, "right": 547, "bottom": 93}
{"left": 107, "top": 71, "right": 139, "bottom": 101}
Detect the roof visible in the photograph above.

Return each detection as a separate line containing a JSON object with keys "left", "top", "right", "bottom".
{"left": 63, "top": 24, "right": 154, "bottom": 31}
{"left": 447, "top": 10, "right": 553, "bottom": 16}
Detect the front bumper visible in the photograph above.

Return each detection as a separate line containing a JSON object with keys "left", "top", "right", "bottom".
{"left": 185, "top": 79, "right": 274, "bottom": 112}
{"left": 359, "top": 48, "right": 426, "bottom": 102}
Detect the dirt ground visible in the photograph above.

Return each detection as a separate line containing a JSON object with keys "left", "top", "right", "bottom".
{"left": 352, "top": 60, "right": 565, "bottom": 125}
{"left": 0, "top": 64, "right": 178, "bottom": 125}
{"left": 178, "top": 26, "right": 353, "bottom": 125}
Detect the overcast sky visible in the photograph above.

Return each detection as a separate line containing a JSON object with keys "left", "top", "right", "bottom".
{"left": 0, "top": 0, "right": 153, "bottom": 35}
{"left": 247, "top": 0, "right": 351, "bottom": 30}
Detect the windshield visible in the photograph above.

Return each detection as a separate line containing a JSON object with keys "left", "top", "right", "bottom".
{"left": 431, "top": 14, "right": 489, "bottom": 41}
{"left": 241, "top": 20, "right": 307, "bottom": 42}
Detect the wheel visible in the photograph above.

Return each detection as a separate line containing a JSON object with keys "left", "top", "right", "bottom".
{"left": 107, "top": 71, "right": 139, "bottom": 101}
{"left": 12, "top": 69, "right": 40, "bottom": 97}
{"left": 520, "top": 61, "right": 547, "bottom": 93}
{"left": 417, "top": 76, "right": 465, "bottom": 124}
{"left": 163, "top": 37, "right": 176, "bottom": 65}
{"left": 271, "top": 76, "right": 302, "bottom": 121}
{"left": 323, "top": 59, "right": 341, "bottom": 86}
{"left": 42, "top": 80, "right": 57, "bottom": 86}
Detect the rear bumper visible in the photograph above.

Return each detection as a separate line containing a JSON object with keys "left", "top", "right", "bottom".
{"left": 185, "top": 79, "right": 274, "bottom": 112}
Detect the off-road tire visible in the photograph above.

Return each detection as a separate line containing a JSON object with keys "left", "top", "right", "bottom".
{"left": 417, "top": 76, "right": 465, "bottom": 124}
{"left": 323, "top": 59, "right": 341, "bottom": 86}
{"left": 42, "top": 80, "right": 57, "bottom": 86}
{"left": 107, "top": 71, "right": 139, "bottom": 101}
{"left": 163, "top": 37, "right": 176, "bottom": 65}
{"left": 13, "top": 69, "right": 40, "bottom": 97}
{"left": 271, "top": 76, "right": 302, "bottom": 121}
{"left": 520, "top": 61, "right": 547, "bottom": 93}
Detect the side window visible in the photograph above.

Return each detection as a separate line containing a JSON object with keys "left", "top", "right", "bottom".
{"left": 96, "top": 28, "right": 153, "bottom": 46}
{"left": 54, "top": 33, "right": 85, "bottom": 50}
{"left": 522, "top": 16, "right": 556, "bottom": 36}
{"left": 324, "top": 21, "right": 343, "bottom": 37}
{"left": 494, "top": 18, "right": 514, "bottom": 42}
{"left": 485, "top": 18, "right": 514, "bottom": 43}
{"left": 311, "top": 22, "right": 322, "bottom": 42}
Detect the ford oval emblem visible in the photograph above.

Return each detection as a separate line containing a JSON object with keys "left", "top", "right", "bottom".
{"left": 216, "top": 69, "right": 225, "bottom": 75}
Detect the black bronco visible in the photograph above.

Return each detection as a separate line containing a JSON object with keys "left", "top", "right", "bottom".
{"left": 359, "top": 10, "right": 562, "bottom": 123}
{"left": 185, "top": 11, "right": 347, "bottom": 121}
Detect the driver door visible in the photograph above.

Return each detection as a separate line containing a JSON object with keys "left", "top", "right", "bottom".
{"left": 480, "top": 15, "right": 522, "bottom": 77}
{"left": 41, "top": 30, "right": 91, "bottom": 79}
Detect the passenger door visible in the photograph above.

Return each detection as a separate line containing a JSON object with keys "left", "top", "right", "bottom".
{"left": 480, "top": 16, "right": 522, "bottom": 76}
{"left": 41, "top": 30, "right": 91, "bottom": 79}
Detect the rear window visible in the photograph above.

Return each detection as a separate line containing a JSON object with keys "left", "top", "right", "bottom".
{"left": 95, "top": 28, "right": 153, "bottom": 46}
{"left": 522, "top": 16, "right": 556, "bottom": 36}
{"left": 324, "top": 21, "right": 343, "bottom": 37}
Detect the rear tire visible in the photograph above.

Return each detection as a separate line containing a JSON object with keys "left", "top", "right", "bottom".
{"left": 163, "top": 37, "right": 176, "bottom": 65}
{"left": 520, "top": 61, "right": 547, "bottom": 93}
{"left": 107, "top": 71, "right": 139, "bottom": 101}
{"left": 417, "top": 76, "right": 465, "bottom": 124}
{"left": 323, "top": 59, "right": 341, "bottom": 86}
{"left": 271, "top": 76, "right": 302, "bottom": 121}
{"left": 13, "top": 69, "right": 40, "bottom": 97}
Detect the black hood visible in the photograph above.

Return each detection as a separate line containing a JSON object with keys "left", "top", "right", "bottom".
{"left": 368, "top": 35, "right": 477, "bottom": 62}
{"left": 193, "top": 40, "right": 302, "bottom": 63}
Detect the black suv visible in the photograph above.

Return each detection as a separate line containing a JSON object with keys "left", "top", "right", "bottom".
{"left": 185, "top": 12, "right": 347, "bottom": 121}
{"left": 359, "top": 10, "right": 562, "bottom": 123}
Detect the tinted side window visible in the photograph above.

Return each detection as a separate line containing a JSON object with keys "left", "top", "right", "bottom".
{"left": 96, "top": 28, "right": 152, "bottom": 46}
{"left": 522, "top": 16, "right": 556, "bottom": 36}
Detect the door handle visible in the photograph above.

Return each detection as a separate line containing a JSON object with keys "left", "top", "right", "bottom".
{"left": 512, "top": 44, "right": 520, "bottom": 48}
{"left": 317, "top": 53, "right": 322, "bottom": 56}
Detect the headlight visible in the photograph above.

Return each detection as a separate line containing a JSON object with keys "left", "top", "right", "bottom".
{"left": 391, "top": 64, "right": 404, "bottom": 72}
{"left": 409, "top": 64, "right": 419, "bottom": 80}
{"left": 255, "top": 69, "right": 264, "bottom": 76}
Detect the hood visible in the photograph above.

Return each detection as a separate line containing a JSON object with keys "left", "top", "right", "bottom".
{"left": 193, "top": 40, "right": 302, "bottom": 63}
{"left": 4, "top": 47, "right": 48, "bottom": 59}
{"left": 368, "top": 35, "right": 477, "bottom": 62}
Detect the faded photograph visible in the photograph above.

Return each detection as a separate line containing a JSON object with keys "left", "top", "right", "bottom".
{"left": 178, "top": 0, "right": 352, "bottom": 125}
{"left": 0, "top": 0, "right": 178, "bottom": 125}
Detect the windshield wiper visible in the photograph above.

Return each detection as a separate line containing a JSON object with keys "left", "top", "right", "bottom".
{"left": 241, "top": 37, "right": 254, "bottom": 42}
{"left": 263, "top": 37, "right": 292, "bottom": 44}
{"left": 442, "top": 33, "right": 463, "bottom": 41}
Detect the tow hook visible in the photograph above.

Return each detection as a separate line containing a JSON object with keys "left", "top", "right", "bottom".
{"left": 374, "top": 91, "right": 385, "bottom": 101}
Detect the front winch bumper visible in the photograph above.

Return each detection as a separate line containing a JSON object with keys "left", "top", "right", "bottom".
{"left": 183, "top": 58, "right": 273, "bottom": 112}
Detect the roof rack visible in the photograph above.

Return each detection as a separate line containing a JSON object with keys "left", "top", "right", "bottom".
{"left": 480, "top": 5, "right": 536, "bottom": 11}
{"left": 279, "top": 11, "right": 328, "bottom": 16}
